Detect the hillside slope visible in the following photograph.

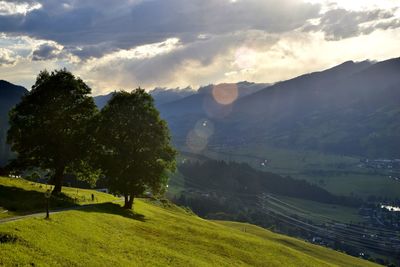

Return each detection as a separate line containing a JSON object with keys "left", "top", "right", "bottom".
{"left": 0, "top": 200, "right": 379, "bottom": 267}
{"left": 0, "top": 179, "right": 377, "bottom": 266}
{"left": 0, "top": 80, "right": 28, "bottom": 166}
{"left": 159, "top": 58, "right": 400, "bottom": 158}
{"left": 0, "top": 177, "right": 118, "bottom": 219}
{"left": 223, "top": 58, "right": 400, "bottom": 157}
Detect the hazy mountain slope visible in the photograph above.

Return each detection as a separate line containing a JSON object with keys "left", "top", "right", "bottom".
{"left": 158, "top": 82, "right": 269, "bottom": 142}
{"left": 229, "top": 60, "right": 374, "bottom": 118}
{"left": 93, "top": 93, "right": 113, "bottom": 109}
{"left": 159, "top": 81, "right": 269, "bottom": 116}
{"left": 220, "top": 58, "right": 400, "bottom": 157}
{"left": 0, "top": 81, "right": 27, "bottom": 166}
{"left": 150, "top": 87, "right": 195, "bottom": 106}
{"left": 160, "top": 58, "right": 400, "bottom": 158}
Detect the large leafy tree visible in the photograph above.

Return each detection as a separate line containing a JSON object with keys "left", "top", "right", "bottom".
{"left": 96, "top": 89, "right": 176, "bottom": 209}
{"left": 7, "top": 69, "right": 98, "bottom": 194}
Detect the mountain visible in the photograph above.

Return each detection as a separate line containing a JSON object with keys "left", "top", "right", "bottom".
{"left": 149, "top": 87, "right": 195, "bottom": 106}
{"left": 94, "top": 87, "right": 196, "bottom": 109}
{"left": 158, "top": 81, "right": 269, "bottom": 143}
{"left": 159, "top": 81, "right": 269, "bottom": 115}
{"left": 162, "top": 58, "right": 400, "bottom": 158}
{"left": 93, "top": 93, "right": 113, "bottom": 109}
{"left": 223, "top": 58, "right": 400, "bottom": 157}
{"left": 0, "top": 80, "right": 28, "bottom": 166}
{"left": 94, "top": 82, "right": 265, "bottom": 110}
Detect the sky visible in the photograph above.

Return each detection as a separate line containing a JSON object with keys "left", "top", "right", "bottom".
{"left": 0, "top": 0, "right": 399, "bottom": 95}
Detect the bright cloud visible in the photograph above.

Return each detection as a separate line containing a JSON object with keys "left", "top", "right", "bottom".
{"left": 0, "top": 47, "right": 18, "bottom": 65}
{"left": 305, "top": 0, "right": 400, "bottom": 11}
{"left": 0, "top": 1, "right": 41, "bottom": 15}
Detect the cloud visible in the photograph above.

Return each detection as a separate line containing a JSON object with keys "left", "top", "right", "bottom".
{"left": 361, "top": 18, "right": 400, "bottom": 35}
{"left": 304, "top": 7, "right": 400, "bottom": 40}
{"left": 0, "top": 47, "right": 17, "bottom": 65}
{"left": 79, "top": 30, "right": 278, "bottom": 94}
{"left": 0, "top": 1, "right": 41, "bottom": 16}
{"left": 1, "top": 0, "right": 396, "bottom": 62}
{"left": 31, "top": 42, "right": 63, "bottom": 61}
{"left": 0, "top": 0, "right": 321, "bottom": 60}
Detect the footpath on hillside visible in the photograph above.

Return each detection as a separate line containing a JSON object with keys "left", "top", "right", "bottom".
{"left": 0, "top": 199, "right": 123, "bottom": 224}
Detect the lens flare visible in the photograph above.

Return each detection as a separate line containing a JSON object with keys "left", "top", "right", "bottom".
{"left": 194, "top": 119, "right": 214, "bottom": 139}
{"left": 212, "top": 83, "right": 238, "bottom": 105}
{"left": 186, "top": 119, "right": 215, "bottom": 153}
{"left": 186, "top": 130, "right": 208, "bottom": 153}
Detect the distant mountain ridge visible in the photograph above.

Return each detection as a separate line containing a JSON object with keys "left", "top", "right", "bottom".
{"left": 223, "top": 58, "right": 400, "bottom": 157}
{"left": 94, "top": 81, "right": 266, "bottom": 109}
{"left": 161, "top": 58, "right": 400, "bottom": 158}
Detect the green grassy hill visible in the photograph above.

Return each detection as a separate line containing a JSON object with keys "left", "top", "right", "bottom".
{"left": 0, "top": 176, "right": 118, "bottom": 219}
{"left": 0, "top": 177, "right": 378, "bottom": 266}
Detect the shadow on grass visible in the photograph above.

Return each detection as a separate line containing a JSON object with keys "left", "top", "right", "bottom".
{"left": 0, "top": 185, "right": 146, "bottom": 222}
{"left": 79, "top": 202, "right": 146, "bottom": 222}
{"left": 0, "top": 185, "right": 76, "bottom": 214}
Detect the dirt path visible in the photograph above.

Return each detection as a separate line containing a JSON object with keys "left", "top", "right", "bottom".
{"left": 0, "top": 199, "right": 123, "bottom": 224}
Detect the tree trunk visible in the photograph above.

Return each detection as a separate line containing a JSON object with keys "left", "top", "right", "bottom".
{"left": 123, "top": 193, "right": 134, "bottom": 209}
{"left": 52, "top": 166, "right": 65, "bottom": 195}
{"left": 123, "top": 194, "right": 129, "bottom": 208}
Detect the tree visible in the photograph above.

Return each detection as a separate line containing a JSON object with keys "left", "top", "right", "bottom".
{"left": 96, "top": 89, "right": 176, "bottom": 209}
{"left": 7, "top": 69, "right": 98, "bottom": 194}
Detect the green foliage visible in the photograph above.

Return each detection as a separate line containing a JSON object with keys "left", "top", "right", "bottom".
{"left": 68, "top": 161, "right": 101, "bottom": 188}
{"left": 7, "top": 69, "right": 98, "bottom": 193}
{"left": 96, "top": 89, "right": 176, "bottom": 208}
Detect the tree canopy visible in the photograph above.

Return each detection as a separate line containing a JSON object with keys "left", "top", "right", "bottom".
{"left": 7, "top": 69, "right": 98, "bottom": 194}
{"left": 96, "top": 89, "right": 176, "bottom": 209}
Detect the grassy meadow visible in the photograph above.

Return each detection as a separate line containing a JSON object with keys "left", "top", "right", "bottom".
{"left": 0, "top": 176, "right": 118, "bottom": 219}
{"left": 0, "top": 177, "right": 379, "bottom": 266}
